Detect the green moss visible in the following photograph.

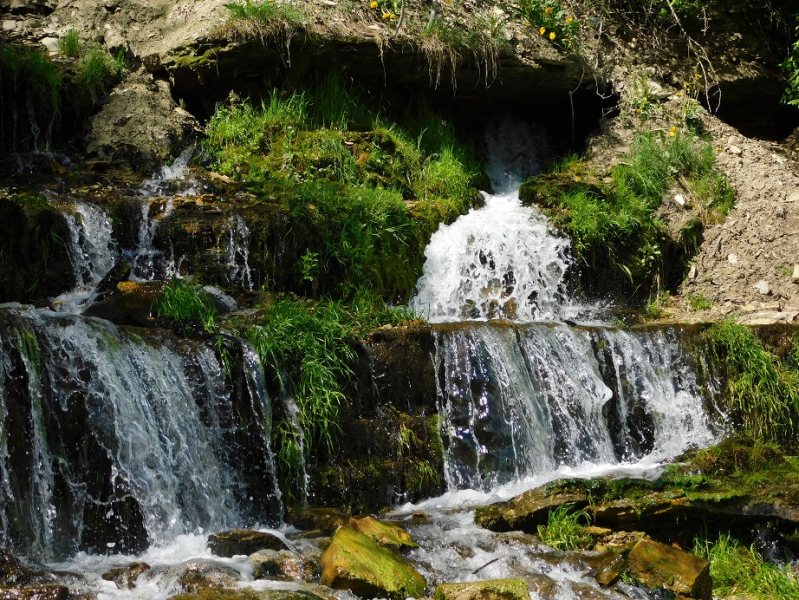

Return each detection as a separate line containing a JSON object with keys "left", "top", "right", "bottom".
{"left": 435, "top": 579, "right": 530, "bottom": 600}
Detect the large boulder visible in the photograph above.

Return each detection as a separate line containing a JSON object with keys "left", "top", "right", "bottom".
{"left": 320, "top": 526, "right": 426, "bottom": 600}
{"left": 434, "top": 579, "right": 530, "bottom": 600}
{"left": 626, "top": 539, "right": 711, "bottom": 600}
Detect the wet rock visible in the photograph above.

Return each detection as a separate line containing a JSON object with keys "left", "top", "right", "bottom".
{"left": 208, "top": 530, "right": 289, "bottom": 558}
{"left": 175, "top": 560, "right": 243, "bottom": 594}
{"left": 474, "top": 484, "right": 588, "bottom": 532}
{"left": 82, "top": 280, "right": 163, "bottom": 327}
{"left": 434, "top": 578, "right": 530, "bottom": 600}
{"left": 0, "top": 586, "right": 69, "bottom": 599}
{"left": 626, "top": 539, "right": 711, "bottom": 600}
{"left": 101, "top": 562, "right": 150, "bottom": 589}
{"left": 286, "top": 508, "right": 349, "bottom": 534}
{"left": 251, "top": 549, "right": 312, "bottom": 581}
{"left": 347, "top": 516, "right": 418, "bottom": 550}
{"left": 320, "top": 526, "right": 426, "bottom": 600}
{"left": 201, "top": 286, "right": 238, "bottom": 314}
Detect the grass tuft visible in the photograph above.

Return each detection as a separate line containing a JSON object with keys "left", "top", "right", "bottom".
{"left": 537, "top": 503, "right": 594, "bottom": 551}
{"left": 81, "top": 44, "right": 125, "bottom": 100}
{"left": 155, "top": 279, "right": 217, "bottom": 333}
{"left": 57, "top": 29, "right": 82, "bottom": 58}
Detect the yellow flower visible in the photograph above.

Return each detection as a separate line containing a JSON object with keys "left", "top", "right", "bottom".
{"left": 390, "top": 11, "right": 396, "bottom": 18}
{"left": 444, "top": 0, "right": 452, "bottom": 3}
{"left": 370, "top": 0, "right": 377, "bottom": 7}
{"left": 382, "top": 12, "right": 390, "bottom": 18}
{"left": 573, "top": 175, "right": 581, "bottom": 182}
{"left": 669, "top": 125, "right": 677, "bottom": 137}
{"left": 675, "top": 91, "right": 683, "bottom": 97}
{"left": 635, "top": 108, "right": 642, "bottom": 114}
{"left": 525, "top": 21, "right": 532, "bottom": 26}
{"left": 540, "top": 26, "right": 546, "bottom": 35}
{"left": 549, "top": 31, "right": 556, "bottom": 40}
{"left": 565, "top": 16, "right": 573, "bottom": 23}
{"left": 545, "top": 6, "right": 553, "bottom": 13}
{"left": 694, "top": 73, "right": 702, "bottom": 78}
{"left": 561, "top": 38, "right": 568, "bottom": 42}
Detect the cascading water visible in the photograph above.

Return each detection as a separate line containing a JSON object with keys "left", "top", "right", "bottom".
{"left": 0, "top": 305, "right": 281, "bottom": 561}
{"left": 53, "top": 200, "right": 118, "bottom": 312}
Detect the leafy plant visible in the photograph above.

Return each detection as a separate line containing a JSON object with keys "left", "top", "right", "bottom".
{"left": 686, "top": 292, "right": 710, "bottom": 311}
{"left": 81, "top": 44, "right": 124, "bottom": 100}
{"left": 694, "top": 533, "right": 799, "bottom": 599}
{"left": 781, "top": 17, "right": 799, "bottom": 107}
{"left": 519, "top": 0, "right": 579, "bottom": 50}
{"left": 155, "top": 278, "right": 217, "bottom": 333}
{"left": 537, "top": 503, "right": 594, "bottom": 550}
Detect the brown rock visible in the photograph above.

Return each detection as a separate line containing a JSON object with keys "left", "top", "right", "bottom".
{"left": 0, "top": 586, "right": 69, "bottom": 599}
{"left": 207, "top": 530, "right": 289, "bottom": 558}
{"left": 251, "top": 549, "right": 312, "bottom": 581}
{"left": 474, "top": 485, "right": 588, "bottom": 532}
{"left": 626, "top": 539, "right": 711, "bottom": 600}
{"left": 286, "top": 508, "right": 349, "bottom": 534}
{"left": 101, "top": 561, "right": 150, "bottom": 589}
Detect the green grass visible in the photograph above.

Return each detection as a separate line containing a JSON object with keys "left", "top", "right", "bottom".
{"left": 203, "top": 75, "right": 480, "bottom": 301}
{"left": 707, "top": 321, "right": 799, "bottom": 448}
{"left": 222, "top": 0, "right": 303, "bottom": 40}
{"left": 155, "top": 279, "right": 217, "bottom": 333}
{"left": 520, "top": 131, "right": 732, "bottom": 297}
{"left": 537, "top": 503, "right": 594, "bottom": 551}
{"left": 694, "top": 533, "right": 799, "bottom": 599}
{"left": 58, "top": 29, "right": 82, "bottom": 58}
{"left": 21, "top": 48, "right": 61, "bottom": 115}
{"left": 81, "top": 44, "right": 124, "bottom": 100}
{"left": 686, "top": 292, "right": 710, "bottom": 311}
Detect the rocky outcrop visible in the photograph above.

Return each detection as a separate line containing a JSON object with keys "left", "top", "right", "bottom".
{"left": 319, "top": 526, "right": 426, "bottom": 600}
{"left": 347, "top": 516, "right": 418, "bottom": 551}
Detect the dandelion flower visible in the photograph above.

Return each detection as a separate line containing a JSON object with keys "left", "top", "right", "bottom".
{"left": 695, "top": 73, "right": 702, "bottom": 78}
{"left": 565, "top": 17, "right": 574, "bottom": 23}
{"left": 545, "top": 6, "right": 553, "bottom": 13}
{"left": 390, "top": 12, "right": 396, "bottom": 18}
{"left": 540, "top": 26, "right": 546, "bottom": 35}
{"left": 525, "top": 21, "right": 532, "bottom": 27}
{"left": 370, "top": 0, "right": 377, "bottom": 7}
{"left": 444, "top": 0, "right": 452, "bottom": 3}
{"left": 669, "top": 125, "right": 677, "bottom": 137}
{"left": 382, "top": 12, "right": 390, "bottom": 18}
{"left": 549, "top": 31, "right": 556, "bottom": 40}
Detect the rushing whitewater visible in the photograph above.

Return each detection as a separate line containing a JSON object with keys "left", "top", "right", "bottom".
{"left": 410, "top": 191, "right": 581, "bottom": 322}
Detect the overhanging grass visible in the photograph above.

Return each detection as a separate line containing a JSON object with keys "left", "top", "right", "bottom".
{"left": 155, "top": 278, "right": 217, "bottom": 333}
{"left": 707, "top": 321, "right": 799, "bottom": 448}
{"left": 537, "top": 503, "right": 594, "bottom": 550}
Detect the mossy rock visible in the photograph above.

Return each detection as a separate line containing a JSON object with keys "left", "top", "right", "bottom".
{"left": 347, "top": 516, "right": 418, "bottom": 550}
{"left": 286, "top": 508, "right": 349, "bottom": 534}
{"left": 474, "top": 484, "right": 589, "bottom": 532}
{"left": 626, "top": 539, "right": 711, "bottom": 600}
{"left": 207, "top": 530, "right": 289, "bottom": 557}
{"left": 434, "top": 578, "right": 530, "bottom": 600}
{"left": 320, "top": 526, "right": 426, "bottom": 600}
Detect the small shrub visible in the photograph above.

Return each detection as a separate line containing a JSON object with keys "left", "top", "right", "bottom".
{"left": 694, "top": 533, "right": 799, "bottom": 599}
{"left": 537, "top": 503, "right": 594, "bottom": 550}
{"left": 57, "top": 29, "right": 82, "bottom": 58}
{"left": 155, "top": 279, "right": 217, "bottom": 333}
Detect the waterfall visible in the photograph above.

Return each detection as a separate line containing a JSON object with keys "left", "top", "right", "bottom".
{"left": 410, "top": 191, "right": 582, "bottom": 322}
{"left": 0, "top": 306, "right": 281, "bottom": 561}
{"left": 433, "top": 322, "right": 721, "bottom": 492}
{"left": 225, "top": 215, "right": 254, "bottom": 291}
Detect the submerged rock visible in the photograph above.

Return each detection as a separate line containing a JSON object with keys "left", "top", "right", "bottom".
{"left": 251, "top": 549, "right": 313, "bottom": 581}
{"left": 626, "top": 539, "right": 711, "bottom": 600}
{"left": 101, "top": 561, "right": 150, "bottom": 589}
{"left": 207, "top": 530, "right": 289, "bottom": 558}
{"left": 320, "top": 526, "right": 426, "bottom": 600}
{"left": 434, "top": 578, "right": 530, "bottom": 600}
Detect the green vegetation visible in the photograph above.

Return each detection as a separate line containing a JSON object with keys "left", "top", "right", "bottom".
{"left": 686, "top": 291, "right": 710, "bottom": 311}
{"left": 519, "top": 0, "right": 580, "bottom": 50}
{"left": 694, "top": 533, "right": 799, "bottom": 599}
{"left": 0, "top": 44, "right": 61, "bottom": 117}
{"left": 707, "top": 321, "right": 799, "bottom": 448}
{"left": 520, "top": 128, "right": 733, "bottom": 300}
{"left": 222, "top": 0, "right": 302, "bottom": 40}
{"left": 203, "top": 75, "right": 480, "bottom": 300}
{"left": 782, "top": 17, "right": 799, "bottom": 106}
{"left": 154, "top": 279, "right": 217, "bottom": 333}
{"left": 238, "top": 295, "right": 417, "bottom": 496}
{"left": 81, "top": 44, "right": 125, "bottom": 100}
{"left": 537, "top": 503, "right": 594, "bottom": 550}
{"left": 57, "top": 28, "right": 82, "bottom": 58}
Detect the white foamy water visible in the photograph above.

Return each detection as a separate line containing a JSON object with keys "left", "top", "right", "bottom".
{"left": 410, "top": 191, "right": 586, "bottom": 323}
